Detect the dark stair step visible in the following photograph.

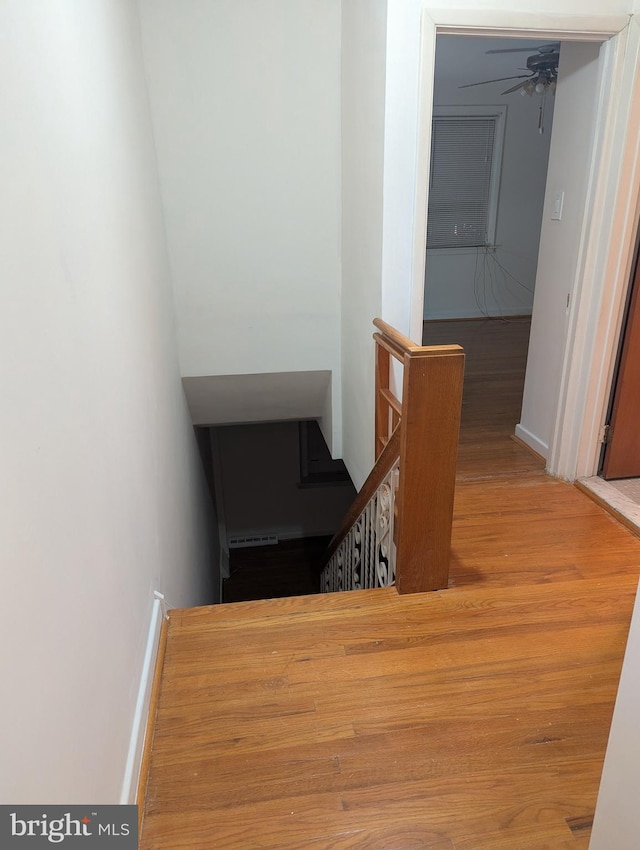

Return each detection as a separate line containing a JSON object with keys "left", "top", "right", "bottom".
{"left": 223, "top": 536, "right": 331, "bottom": 603}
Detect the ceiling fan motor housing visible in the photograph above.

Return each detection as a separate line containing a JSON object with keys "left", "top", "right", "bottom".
{"left": 526, "top": 52, "right": 559, "bottom": 75}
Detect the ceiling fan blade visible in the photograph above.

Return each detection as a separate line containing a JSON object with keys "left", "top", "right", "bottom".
{"left": 486, "top": 42, "right": 560, "bottom": 55}
{"left": 459, "top": 74, "right": 533, "bottom": 89}
{"left": 501, "top": 80, "right": 532, "bottom": 94}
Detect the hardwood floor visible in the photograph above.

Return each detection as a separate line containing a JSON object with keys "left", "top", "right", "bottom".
{"left": 424, "top": 317, "right": 539, "bottom": 481}
{"left": 140, "top": 318, "right": 640, "bottom": 849}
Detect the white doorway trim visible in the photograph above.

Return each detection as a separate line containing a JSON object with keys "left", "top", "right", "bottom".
{"left": 410, "top": 9, "right": 640, "bottom": 481}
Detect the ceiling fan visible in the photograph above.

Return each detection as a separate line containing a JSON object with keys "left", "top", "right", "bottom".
{"left": 459, "top": 43, "right": 560, "bottom": 96}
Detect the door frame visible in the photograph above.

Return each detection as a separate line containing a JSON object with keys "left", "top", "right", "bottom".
{"left": 408, "top": 9, "right": 640, "bottom": 481}
{"left": 601, "top": 230, "right": 640, "bottom": 478}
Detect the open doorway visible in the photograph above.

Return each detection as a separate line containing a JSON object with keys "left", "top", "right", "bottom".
{"left": 422, "top": 33, "right": 606, "bottom": 470}
{"left": 424, "top": 35, "right": 555, "bottom": 322}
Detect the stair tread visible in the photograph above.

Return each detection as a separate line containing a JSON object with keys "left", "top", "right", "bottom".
{"left": 222, "top": 536, "right": 331, "bottom": 603}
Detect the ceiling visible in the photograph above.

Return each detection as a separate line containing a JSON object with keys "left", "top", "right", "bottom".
{"left": 434, "top": 35, "right": 562, "bottom": 94}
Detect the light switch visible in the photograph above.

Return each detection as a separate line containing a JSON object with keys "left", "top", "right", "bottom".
{"left": 551, "top": 191, "right": 564, "bottom": 221}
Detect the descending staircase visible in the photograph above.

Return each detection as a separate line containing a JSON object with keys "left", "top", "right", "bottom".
{"left": 221, "top": 319, "right": 465, "bottom": 603}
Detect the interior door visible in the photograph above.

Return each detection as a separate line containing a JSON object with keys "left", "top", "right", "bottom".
{"left": 602, "top": 246, "right": 640, "bottom": 479}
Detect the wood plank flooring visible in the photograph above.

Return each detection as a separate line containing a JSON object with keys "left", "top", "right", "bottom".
{"left": 140, "top": 318, "right": 640, "bottom": 849}
{"left": 423, "top": 317, "right": 540, "bottom": 481}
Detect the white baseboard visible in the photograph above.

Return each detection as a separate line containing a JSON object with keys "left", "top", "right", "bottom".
{"left": 226, "top": 527, "right": 337, "bottom": 544}
{"left": 278, "top": 528, "right": 337, "bottom": 541}
{"left": 515, "top": 423, "right": 548, "bottom": 461}
{"left": 423, "top": 309, "right": 532, "bottom": 321}
{"left": 119, "top": 590, "right": 167, "bottom": 804}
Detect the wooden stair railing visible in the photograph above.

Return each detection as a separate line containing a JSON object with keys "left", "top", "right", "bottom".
{"left": 321, "top": 318, "right": 464, "bottom": 595}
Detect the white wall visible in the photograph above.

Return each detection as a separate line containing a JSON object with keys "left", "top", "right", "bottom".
{"left": 137, "top": 0, "right": 343, "bottom": 453}
{"left": 0, "top": 0, "right": 215, "bottom": 803}
{"left": 590, "top": 580, "right": 640, "bottom": 850}
{"left": 424, "top": 36, "right": 554, "bottom": 320}
{"left": 340, "top": 0, "right": 388, "bottom": 489}
{"left": 516, "top": 41, "right": 603, "bottom": 458}
{"left": 216, "top": 422, "right": 356, "bottom": 540}
{"left": 380, "top": 0, "right": 424, "bottom": 342}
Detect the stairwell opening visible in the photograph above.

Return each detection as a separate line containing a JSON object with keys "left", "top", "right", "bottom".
{"left": 196, "top": 419, "right": 355, "bottom": 603}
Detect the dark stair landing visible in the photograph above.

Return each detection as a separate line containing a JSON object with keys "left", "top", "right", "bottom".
{"left": 222, "top": 536, "right": 331, "bottom": 603}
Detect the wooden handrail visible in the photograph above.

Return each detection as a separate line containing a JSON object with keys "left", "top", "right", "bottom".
{"left": 325, "top": 427, "right": 400, "bottom": 562}
{"left": 373, "top": 317, "right": 422, "bottom": 356}
{"left": 373, "top": 317, "right": 463, "bottom": 360}
{"left": 374, "top": 330, "right": 464, "bottom": 364}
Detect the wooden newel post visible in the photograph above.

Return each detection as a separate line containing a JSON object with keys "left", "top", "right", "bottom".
{"left": 394, "top": 348, "right": 465, "bottom": 594}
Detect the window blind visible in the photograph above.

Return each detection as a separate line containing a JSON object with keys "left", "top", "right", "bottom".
{"left": 427, "top": 116, "right": 497, "bottom": 249}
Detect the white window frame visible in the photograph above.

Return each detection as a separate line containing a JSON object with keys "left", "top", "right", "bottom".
{"left": 427, "top": 105, "right": 507, "bottom": 252}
